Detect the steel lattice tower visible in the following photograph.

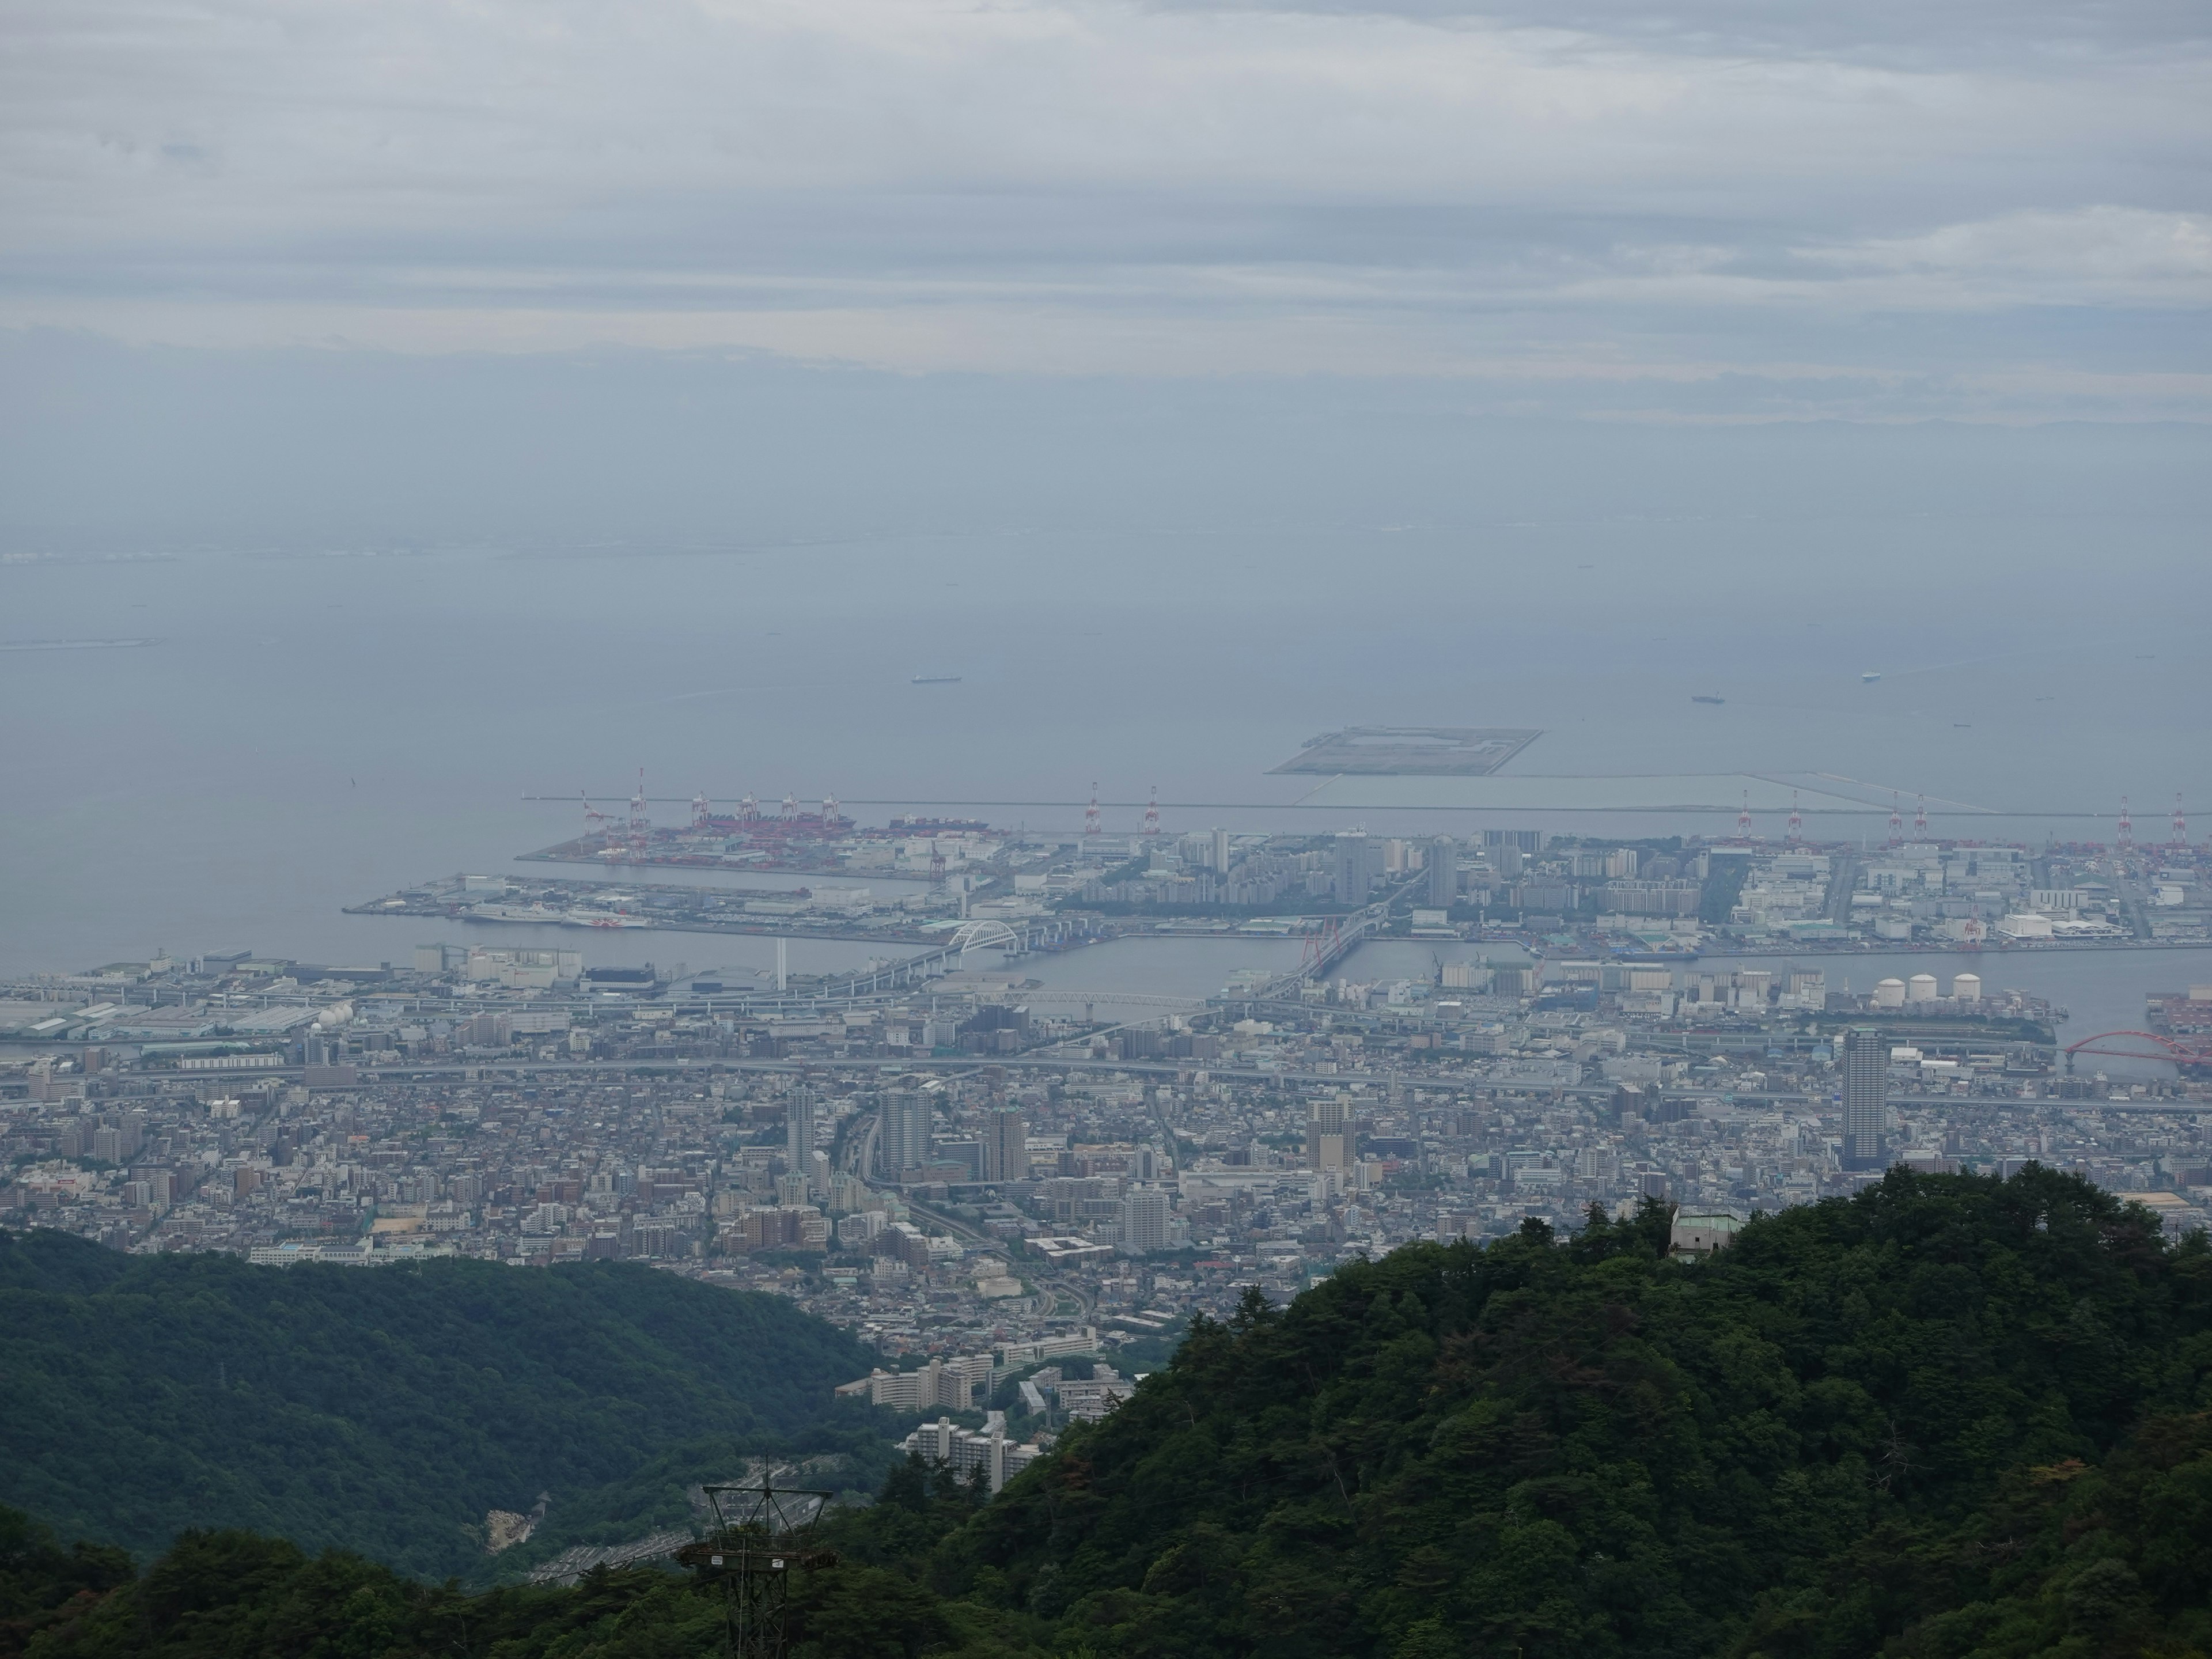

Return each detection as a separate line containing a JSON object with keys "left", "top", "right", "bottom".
{"left": 678, "top": 1464, "right": 838, "bottom": 1659}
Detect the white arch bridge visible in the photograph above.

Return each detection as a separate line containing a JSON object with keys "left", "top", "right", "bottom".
{"left": 819, "top": 914, "right": 1105, "bottom": 999}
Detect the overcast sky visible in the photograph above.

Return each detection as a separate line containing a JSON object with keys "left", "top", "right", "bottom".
{"left": 4, "top": 0, "right": 2207, "bottom": 423}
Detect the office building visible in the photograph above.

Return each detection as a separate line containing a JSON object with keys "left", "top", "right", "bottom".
{"left": 1211, "top": 827, "right": 1231, "bottom": 874}
{"left": 1840, "top": 1027, "right": 1889, "bottom": 1171}
{"left": 983, "top": 1105, "right": 1029, "bottom": 1183}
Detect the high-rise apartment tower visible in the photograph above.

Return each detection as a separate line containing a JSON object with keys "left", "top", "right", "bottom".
{"left": 786, "top": 1089, "right": 816, "bottom": 1180}
{"left": 1120, "top": 1185, "right": 1172, "bottom": 1253}
{"left": 1427, "top": 836, "right": 1457, "bottom": 908}
{"left": 1306, "top": 1094, "right": 1350, "bottom": 1172}
{"left": 878, "top": 1089, "right": 932, "bottom": 1181}
{"left": 1840, "top": 1027, "right": 1889, "bottom": 1172}
{"left": 982, "top": 1105, "right": 1029, "bottom": 1183}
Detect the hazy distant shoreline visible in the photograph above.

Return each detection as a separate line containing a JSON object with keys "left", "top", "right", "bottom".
{"left": 0, "top": 637, "right": 158, "bottom": 652}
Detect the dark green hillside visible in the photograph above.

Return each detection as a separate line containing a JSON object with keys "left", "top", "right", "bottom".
{"left": 0, "top": 1230, "right": 881, "bottom": 1580}
{"left": 19, "top": 1407, "right": 2212, "bottom": 1658}
{"left": 934, "top": 1166, "right": 2212, "bottom": 1659}
{"left": 7, "top": 1170, "right": 2212, "bottom": 1659}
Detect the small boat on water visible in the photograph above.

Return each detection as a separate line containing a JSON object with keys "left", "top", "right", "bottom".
{"left": 911, "top": 674, "right": 961, "bottom": 685}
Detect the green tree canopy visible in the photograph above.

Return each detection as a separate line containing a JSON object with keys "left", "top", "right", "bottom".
{"left": 0, "top": 1230, "right": 883, "bottom": 1579}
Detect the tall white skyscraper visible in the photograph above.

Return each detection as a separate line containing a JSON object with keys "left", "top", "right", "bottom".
{"left": 1120, "top": 1184, "right": 1171, "bottom": 1253}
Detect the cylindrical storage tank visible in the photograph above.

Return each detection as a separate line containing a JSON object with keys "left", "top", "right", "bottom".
{"left": 1908, "top": 973, "right": 1939, "bottom": 1003}
{"left": 1951, "top": 972, "right": 1981, "bottom": 1002}
{"left": 1873, "top": 978, "right": 1907, "bottom": 1007}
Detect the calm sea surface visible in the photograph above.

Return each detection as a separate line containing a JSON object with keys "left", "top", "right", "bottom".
{"left": 6, "top": 525, "right": 2209, "bottom": 1059}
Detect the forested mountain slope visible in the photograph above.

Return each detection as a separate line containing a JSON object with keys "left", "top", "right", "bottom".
{"left": 6, "top": 1170, "right": 2210, "bottom": 1659}
{"left": 0, "top": 1231, "right": 881, "bottom": 1580}
{"left": 937, "top": 1167, "right": 2212, "bottom": 1659}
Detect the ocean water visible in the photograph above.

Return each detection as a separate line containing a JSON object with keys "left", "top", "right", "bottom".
{"left": 5, "top": 521, "right": 2208, "bottom": 1014}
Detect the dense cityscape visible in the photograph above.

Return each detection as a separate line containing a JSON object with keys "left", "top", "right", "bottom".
{"left": 9, "top": 818, "right": 2211, "bottom": 1440}
{"left": 354, "top": 793, "right": 2212, "bottom": 956}
{"left": 10, "top": 0, "right": 2209, "bottom": 1646}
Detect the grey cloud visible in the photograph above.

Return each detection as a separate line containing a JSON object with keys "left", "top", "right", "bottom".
{"left": 1145, "top": 0, "right": 2212, "bottom": 67}
{"left": 5, "top": 328, "right": 2209, "bottom": 554}
{"left": 0, "top": 0, "right": 2206, "bottom": 416}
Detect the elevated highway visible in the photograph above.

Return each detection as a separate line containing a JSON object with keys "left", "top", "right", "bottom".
{"left": 817, "top": 915, "right": 1104, "bottom": 1000}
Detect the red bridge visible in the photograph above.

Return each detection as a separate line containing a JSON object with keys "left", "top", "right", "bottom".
{"left": 2062, "top": 1030, "right": 2212, "bottom": 1071}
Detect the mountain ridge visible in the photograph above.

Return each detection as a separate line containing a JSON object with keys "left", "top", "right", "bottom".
{"left": 6, "top": 1169, "right": 2212, "bottom": 1659}
{"left": 0, "top": 1230, "right": 885, "bottom": 1580}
